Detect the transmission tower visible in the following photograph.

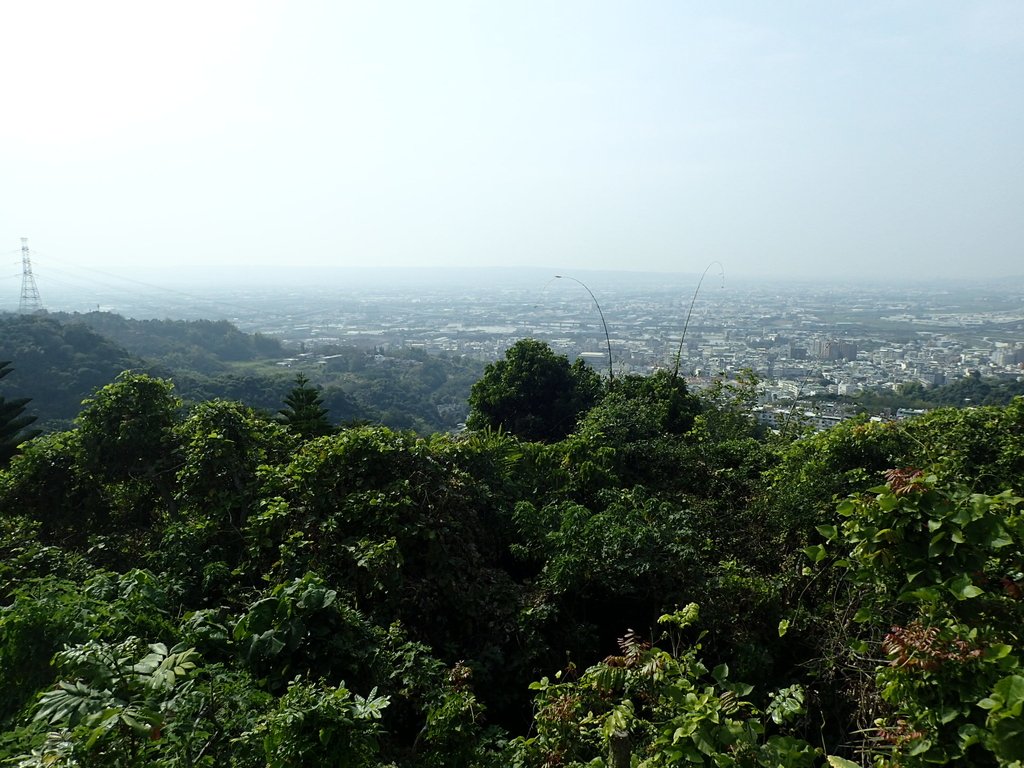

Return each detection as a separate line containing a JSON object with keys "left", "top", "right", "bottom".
{"left": 19, "top": 237, "right": 42, "bottom": 314}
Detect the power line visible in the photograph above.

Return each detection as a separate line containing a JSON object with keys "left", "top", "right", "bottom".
{"left": 22, "top": 247, "right": 268, "bottom": 318}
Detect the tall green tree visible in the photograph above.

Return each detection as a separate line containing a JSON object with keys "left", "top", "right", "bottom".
{"left": 75, "top": 372, "right": 182, "bottom": 524}
{"left": 76, "top": 373, "right": 181, "bottom": 482}
{"left": 0, "top": 362, "right": 40, "bottom": 466}
{"left": 467, "top": 338, "right": 602, "bottom": 441}
{"left": 278, "top": 374, "right": 333, "bottom": 439}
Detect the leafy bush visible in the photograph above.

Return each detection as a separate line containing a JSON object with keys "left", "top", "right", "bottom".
{"left": 812, "top": 470, "right": 1024, "bottom": 766}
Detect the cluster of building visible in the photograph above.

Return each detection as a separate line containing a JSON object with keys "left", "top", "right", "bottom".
{"left": 231, "top": 279, "right": 1024, "bottom": 431}
{"left": 37, "top": 272, "right": 1024, "bottom": 432}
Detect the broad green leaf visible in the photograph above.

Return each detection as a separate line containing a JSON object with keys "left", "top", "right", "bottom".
{"left": 939, "top": 707, "right": 960, "bottom": 724}
{"left": 907, "top": 738, "right": 932, "bottom": 756}
{"left": 853, "top": 607, "right": 875, "bottom": 622}
{"left": 993, "top": 675, "right": 1024, "bottom": 714}
{"left": 984, "top": 644, "right": 1013, "bottom": 661}
{"left": 878, "top": 493, "right": 898, "bottom": 511}
{"left": 991, "top": 531, "right": 1014, "bottom": 548}
{"left": 816, "top": 524, "right": 838, "bottom": 541}
{"left": 948, "top": 574, "right": 983, "bottom": 600}
{"left": 803, "top": 544, "right": 827, "bottom": 564}
{"left": 899, "top": 587, "right": 941, "bottom": 603}
{"left": 836, "top": 499, "right": 856, "bottom": 517}
{"left": 993, "top": 717, "right": 1024, "bottom": 761}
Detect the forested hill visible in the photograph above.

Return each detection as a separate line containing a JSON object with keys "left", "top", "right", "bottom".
{"left": 0, "top": 313, "right": 149, "bottom": 424}
{"left": 48, "top": 311, "right": 285, "bottom": 374}
{"left": 0, "top": 312, "right": 482, "bottom": 432}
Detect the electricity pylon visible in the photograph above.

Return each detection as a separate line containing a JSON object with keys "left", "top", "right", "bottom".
{"left": 18, "top": 238, "right": 42, "bottom": 314}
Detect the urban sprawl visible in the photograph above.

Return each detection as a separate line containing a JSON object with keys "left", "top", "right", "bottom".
{"left": 37, "top": 274, "right": 1024, "bottom": 432}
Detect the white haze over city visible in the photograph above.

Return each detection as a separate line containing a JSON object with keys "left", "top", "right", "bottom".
{"left": 2, "top": 1, "right": 1023, "bottom": 288}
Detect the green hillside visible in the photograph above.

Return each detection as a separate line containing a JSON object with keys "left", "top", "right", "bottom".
{"left": 0, "top": 312, "right": 481, "bottom": 433}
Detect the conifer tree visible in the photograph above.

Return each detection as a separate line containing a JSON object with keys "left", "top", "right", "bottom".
{"left": 278, "top": 374, "right": 333, "bottom": 438}
{"left": 0, "top": 361, "right": 40, "bottom": 466}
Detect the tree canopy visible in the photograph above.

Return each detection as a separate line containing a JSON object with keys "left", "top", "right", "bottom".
{"left": 2, "top": 359, "right": 1024, "bottom": 766}
{"left": 467, "top": 338, "right": 602, "bottom": 441}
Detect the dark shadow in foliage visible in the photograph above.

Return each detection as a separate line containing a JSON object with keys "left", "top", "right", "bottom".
{"left": 153, "top": 400, "right": 297, "bottom": 604}
{"left": 0, "top": 431, "right": 108, "bottom": 548}
{"left": 511, "top": 487, "right": 708, "bottom": 667}
{"left": 567, "top": 370, "right": 701, "bottom": 493}
{"left": 248, "top": 426, "right": 530, "bottom": 723}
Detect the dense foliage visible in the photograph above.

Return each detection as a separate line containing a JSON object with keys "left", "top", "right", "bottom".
{"left": 1, "top": 340, "right": 1023, "bottom": 766}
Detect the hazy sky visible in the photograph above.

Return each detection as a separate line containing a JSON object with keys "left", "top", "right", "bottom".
{"left": 2, "top": 1, "right": 1023, "bottom": 287}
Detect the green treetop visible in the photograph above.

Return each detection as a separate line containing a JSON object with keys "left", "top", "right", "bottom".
{"left": 467, "top": 338, "right": 602, "bottom": 442}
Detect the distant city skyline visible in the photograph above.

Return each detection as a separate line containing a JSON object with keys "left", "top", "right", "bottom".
{"left": 2, "top": 1, "right": 1022, "bottom": 281}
